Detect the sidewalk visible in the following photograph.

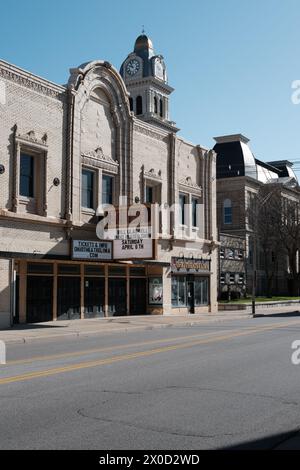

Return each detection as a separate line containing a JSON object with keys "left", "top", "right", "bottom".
{"left": 0, "top": 305, "right": 299, "bottom": 344}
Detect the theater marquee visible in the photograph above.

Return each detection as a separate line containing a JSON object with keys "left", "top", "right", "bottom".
{"left": 113, "top": 238, "right": 153, "bottom": 260}
{"left": 72, "top": 240, "right": 113, "bottom": 260}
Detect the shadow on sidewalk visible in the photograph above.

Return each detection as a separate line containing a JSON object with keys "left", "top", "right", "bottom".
{"left": 10, "top": 324, "right": 66, "bottom": 330}
{"left": 255, "top": 310, "right": 300, "bottom": 318}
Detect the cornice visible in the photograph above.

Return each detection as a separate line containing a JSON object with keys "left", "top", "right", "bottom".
{"left": 134, "top": 122, "right": 168, "bottom": 142}
{"left": 125, "top": 76, "right": 174, "bottom": 94}
{"left": 0, "top": 60, "right": 66, "bottom": 100}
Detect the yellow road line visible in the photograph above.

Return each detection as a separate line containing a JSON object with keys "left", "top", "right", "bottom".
{"left": 1, "top": 318, "right": 300, "bottom": 385}
{"left": 7, "top": 329, "right": 237, "bottom": 366}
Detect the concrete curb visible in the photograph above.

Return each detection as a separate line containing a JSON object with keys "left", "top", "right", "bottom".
{"left": 219, "top": 300, "right": 300, "bottom": 311}
{"left": 0, "top": 314, "right": 252, "bottom": 345}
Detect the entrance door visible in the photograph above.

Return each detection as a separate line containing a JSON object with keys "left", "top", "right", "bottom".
{"left": 130, "top": 278, "right": 146, "bottom": 315}
{"left": 108, "top": 278, "right": 126, "bottom": 316}
{"left": 26, "top": 276, "right": 53, "bottom": 323}
{"left": 187, "top": 280, "right": 195, "bottom": 314}
{"left": 57, "top": 277, "right": 80, "bottom": 320}
{"left": 84, "top": 277, "right": 105, "bottom": 318}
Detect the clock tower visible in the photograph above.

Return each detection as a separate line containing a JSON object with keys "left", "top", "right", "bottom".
{"left": 120, "top": 34, "right": 178, "bottom": 132}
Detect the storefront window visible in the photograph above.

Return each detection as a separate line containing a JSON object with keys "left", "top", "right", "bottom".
{"left": 149, "top": 277, "right": 163, "bottom": 305}
{"left": 58, "top": 264, "right": 81, "bottom": 275}
{"left": 194, "top": 277, "right": 208, "bottom": 306}
{"left": 172, "top": 276, "right": 187, "bottom": 307}
{"left": 27, "top": 263, "right": 53, "bottom": 274}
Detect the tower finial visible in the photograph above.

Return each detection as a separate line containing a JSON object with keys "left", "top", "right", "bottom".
{"left": 142, "top": 25, "right": 145, "bottom": 34}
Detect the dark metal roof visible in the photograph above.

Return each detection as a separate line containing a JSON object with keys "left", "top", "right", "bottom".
{"left": 254, "top": 158, "right": 281, "bottom": 175}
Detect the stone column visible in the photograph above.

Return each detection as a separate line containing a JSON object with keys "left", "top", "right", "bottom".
{"left": 162, "top": 265, "right": 172, "bottom": 315}
{"left": 18, "top": 260, "right": 27, "bottom": 324}
{"left": 0, "top": 259, "right": 11, "bottom": 328}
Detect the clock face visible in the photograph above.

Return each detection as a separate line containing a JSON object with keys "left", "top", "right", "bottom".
{"left": 155, "top": 60, "right": 164, "bottom": 80}
{"left": 126, "top": 59, "right": 140, "bottom": 76}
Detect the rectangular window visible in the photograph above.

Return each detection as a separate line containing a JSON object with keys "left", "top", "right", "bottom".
{"left": 82, "top": 169, "right": 94, "bottom": 209}
{"left": 102, "top": 174, "right": 113, "bottom": 205}
{"left": 20, "top": 154, "right": 34, "bottom": 198}
{"left": 194, "top": 277, "right": 208, "bottom": 306}
{"left": 108, "top": 265, "right": 126, "bottom": 276}
{"left": 224, "top": 207, "right": 232, "bottom": 224}
{"left": 248, "top": 240, "right": 253, "bottom": 265}
{"left": 220, "top": 249, "right": 225, "bottom": 259}
{"left": 58, "top": 264, "right": 81, "bottom": 275}
{"left": 192, "top": 197, "right": 199, "bottom": 227}
{"left": 84, "top": 265, "right": 105, "bottom": 276}
{"left": 27, "top": 263, "right": 53, "bottom": 275}
{"left": 179, "top": 193, "right": 186, "bottom": 225}
{"left": 171, "top": 276, "right": 187, "bottom": 307}
{"left": 145, "top": 185, "right": 153, "bottom": 204}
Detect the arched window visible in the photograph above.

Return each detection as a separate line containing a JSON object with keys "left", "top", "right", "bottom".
{"left": 159, "top": 98, "right": 163, "bottom": 117}
{"left": 136, "top": 96, "right": 143, "bottom": 115}
{"left": 129, "top": 97, "right": 133, "bottom": 112}
{"left": 154, "top": 96, "right": 158, "bottom": 114}
{"left": 223, "top": 199, "right": 232, "bottom": 224}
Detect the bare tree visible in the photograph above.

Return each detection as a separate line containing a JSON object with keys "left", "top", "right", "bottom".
{"left": 249, "top": 183, "right": 300, "bottom": 298}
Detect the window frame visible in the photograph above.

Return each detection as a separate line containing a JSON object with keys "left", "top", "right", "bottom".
{"left": 136, "top": 95, "right": 143, "bottom": 115}
{"left": 179, "top": 193, "right": 187, "bottom": 226}
{"left": 192, "top": 197, "right": 199, "bottom": 228}
{"left": 223, "top": 198, "right": 232, "bottom": 225}
{"left": 102, "top": 173, "right": 114, "bottom": 205}
{"left": 81, "top": 168, "right": 96, "bottom": 210}
{"left": 20, "top": 153, "right": 35, "bottom": 199}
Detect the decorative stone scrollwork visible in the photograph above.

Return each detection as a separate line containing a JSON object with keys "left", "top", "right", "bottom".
{"left": 81, "top": 147, "right": 119, "bottom": 174}
{"left": 143, "top": 167, "right": 162, "bottom": 182}
{"left": 178, "top": 176, "right": 202, "bottom": 197}
{"left": 15, "top": 129, "right": 48, "bottom": 150}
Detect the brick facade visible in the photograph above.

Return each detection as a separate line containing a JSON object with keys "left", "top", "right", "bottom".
{"left": 0, "top": 56, "right": 218, "bottom": 327}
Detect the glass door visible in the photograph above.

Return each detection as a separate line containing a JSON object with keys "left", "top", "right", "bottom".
{"left": 187, "top": 279, "right": 195, "bottom": 314}
{"left": 130, "top": 278, "right": 146, "bottom": 315}
{"left": 57, "top": 277, "right": 80, "bottom": 320}
{"left": 84, "top": 277, "right": 105, "bottom": 318}
{"left": 26, "top": 276, "right": 53, "bottom": 323}
{"left": 108, "top": 278, "right": 126, "bottom": 316}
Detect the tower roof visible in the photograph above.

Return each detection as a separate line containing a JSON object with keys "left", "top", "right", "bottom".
{"left": 134, "top": 34, "right": 154, "bottom": 54}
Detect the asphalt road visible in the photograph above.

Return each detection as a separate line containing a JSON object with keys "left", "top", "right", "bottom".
{"left": 1, "top": 313, "right": 300, "bottom": 450}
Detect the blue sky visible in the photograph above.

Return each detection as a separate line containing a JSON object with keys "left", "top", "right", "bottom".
{"left": 1, "top": 0, "right": 300, "bottom": 173}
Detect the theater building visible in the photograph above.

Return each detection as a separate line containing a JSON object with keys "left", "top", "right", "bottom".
{"left": 0, "top": 34, "right": 218, "bottom": 327}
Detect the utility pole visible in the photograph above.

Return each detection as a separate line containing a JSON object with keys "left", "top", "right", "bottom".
{"left": 251, "top": 235, "right": 257, "bottom": 317}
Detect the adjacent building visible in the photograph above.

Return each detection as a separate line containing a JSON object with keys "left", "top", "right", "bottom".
{"left": 214, "top": 134, "right": 299, "bottom": 296}
{"left": 219, "top": 233, "right": 246, "bottom": 300}
{"left": 0, "top": 34, "right": 219, "bottom": 327}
